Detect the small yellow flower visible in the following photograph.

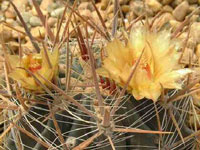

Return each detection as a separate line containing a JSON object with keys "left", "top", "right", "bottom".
{"left": 97, "top": 26, "right": 191, "bottom": 102}
{"left": 8, "top": 48, "right": 59, "bottom": 91}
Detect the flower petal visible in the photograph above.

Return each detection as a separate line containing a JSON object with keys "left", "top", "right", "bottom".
{"left": 158, "top": 69, "right": 192, "bottom": 89}
{"left": 9, "top": 69, "right": 40, "bottom": 91}
{"left": 8, "top": 55, "right": 20, "bottom": 68}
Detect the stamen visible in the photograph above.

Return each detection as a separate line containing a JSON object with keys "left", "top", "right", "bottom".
{"left": 26, "top": 55, "right": 42, "bottom": 73}
{"left": 143, "top": 64, "right": 152, "bottom": 79}
{"left": 132, "top": 58, "right": 152, "bottom": 79}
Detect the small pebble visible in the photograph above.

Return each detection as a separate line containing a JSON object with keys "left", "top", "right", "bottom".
{"left": 100, "top": 0, "right": 110, "bottom": 10}
{"left": 59, "top": 64, "right": 66, "bottom": 74}
{"left": 132, "top": 1, "right": 145, "bottom": 16}
{"left": 4, "top": 10, "right": 16, "bottom": 19}
{"left": 29, "top": 16, "right": 42, "bottom": 27}
{"left": 121, "top": 5, "right": 130, "bottom": 13}
{"left": 188, "top": 4, "right": 200, "bottom": 14}
{"left": 31, "top": 26, "right": 45, "bottom": 38}
{"left": 190, "top": 22, "right": 200, "bottom": 44}
{"left": 161, "top": 0, "right": 174, "bottom": 5}
{"left": 187, "top": 0, "right": 198, "bottom": 4}
{"left": 1, "top": 1, "right": 9, "bottom": 12}
{"left": 78, "top": 2, "right": 93, "bottom": 11}
{"left": 9, "top": 0, "right": 28, "bottom": 14}
{"left": 0, "top": 15, "right": 5, "bottom": 22}
{"left": 172, "top": 1, "right": 189, "bottom": 21}
{"left": 131, "top": 1, "right": 154, "bottom": 17}
{"left": 196, "top": 44, "right": 200, "bottom": 58}
{"left": 51, "top": 7, "right": 65, "bottom": 17}
{"left": 146, "top": 0, "right": 162, "bottom": 13}
{"left": 171, "top": 0, "right": 184, "bottom": 8}
{"left": 48, "top": 17, "right": 57, "bottom": 27}
{"left": 162, "top": 5, "right": 173, "bottom": 13}
{"left": 190, "top": 14, "right": 199, "bottom": 22}
{"left": 12, "top": 26, "right": 25, "bottom": 39}
{"left": 32, "top": 7, "right": 48, "bottom": 16}
{"left": 169, "top": 19, "right": 181, "bottom": 30}
{"left": 6, "top": 19, "right": 18, "bottom": 26}
{"left": 65, "top": 136, "right": 76, "bottom": 148}
{"left": 19, "top": 12, "right": 32, "bottom": 24}
{"left": 40, "top": 0, "right": 53, "bottom": 11}
{"left": 119, "top": 0, "right": 129, "bottom": 5}
{"left": 0, "top": 24, "right": 12, "bottom": 42}
{"left": 80, "top": 9, "right": 92, "bottom": 19}
{"left": 47, "top": 3, "right": 59, "bottom": 13}
{"left": 80, "top": 0, "right": 90, "bottom": 2}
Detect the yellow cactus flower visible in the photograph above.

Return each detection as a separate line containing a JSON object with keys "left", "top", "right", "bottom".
{"left": 8, "top": 48, "right": 59, "bottom": 92}
{"left": 97, "top": 26, "right": 191, "bottom": 102}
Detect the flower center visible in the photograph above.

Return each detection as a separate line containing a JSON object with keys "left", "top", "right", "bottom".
{"left": 27, "top": 55, "right": 42, "bottom": 73}
{"left": 142, "top": 64, "right": 152, "bottom": 79}
{"left": 132, "top": 59, "right": 152, "bottom": 79}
